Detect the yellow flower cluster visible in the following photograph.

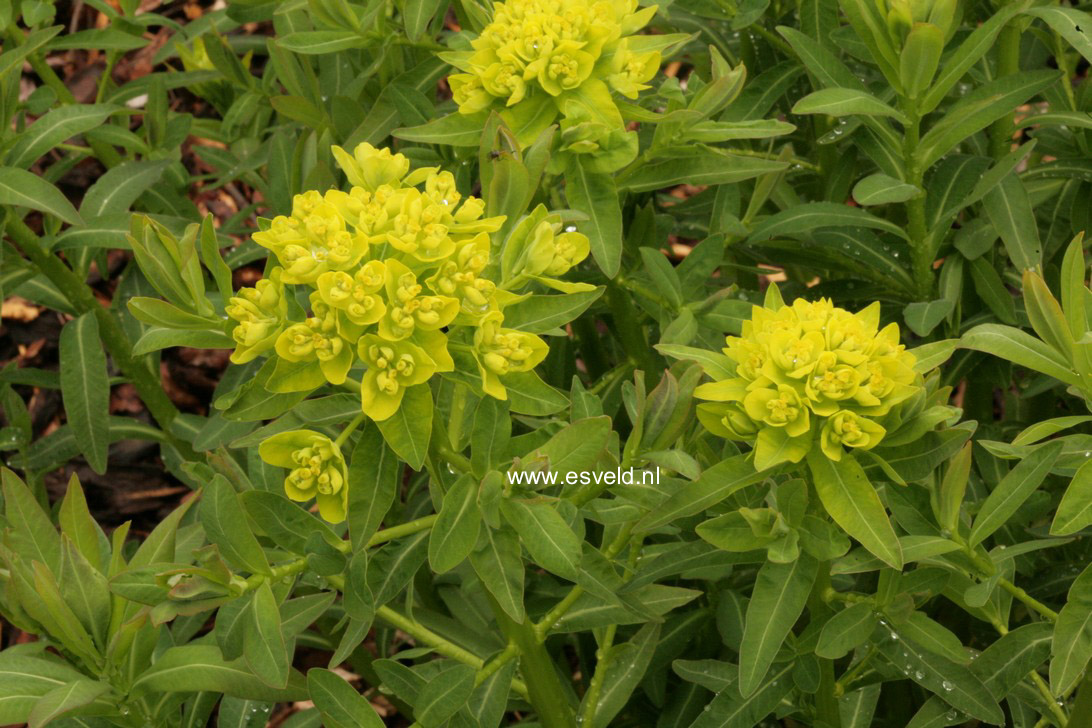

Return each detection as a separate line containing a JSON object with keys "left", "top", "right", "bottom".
{"left": 259, "top": 430, "right": 349, "bottom": 522}
{"left": 442, "top": 0, "right": 661, "bottom": 168}
{"left": 695, "top": 294, "right": 923, "bottom": 469}
{"left": 228, "top": 143, "right": 586, "bottom": 422}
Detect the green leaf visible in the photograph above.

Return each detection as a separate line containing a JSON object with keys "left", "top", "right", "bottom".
{"left": 655, "top": 344, "right": 736, "bottom": 380}
{"left": 807, "top": 452, "right": 902, "bottom": 569}
{"left": 0, "top": 166, "right": 82, "bottom": 225}
{"left": 961, "top": 324, "right": 1079, "bottom": 386}
{"left": 917, "top": 70, "right": 1060, "bottom": 169}
{"left": 347, "top": 422, "right": 400, "bottom": 549}
{"left": 366, "top": 530, "right": 429, "bottom": 606}
{"left": 376, "top": 384, "right": 432, "bottom": 470}
{"left": 909, "top": 339, "right": 958, "bottom": 373}
{"left": 816, "top": 602, "right": 877, "bottom": 659}
{"left": 2, "top": 467, "right": 62, "bottom": 574}
{"left": 969, "top": 257, "right": 1018, "bottom": 325}
{"left": 1052, "top": 561, "right": 1092, "bottom": 695}
{"left": 464, "top": 658, "right": 515, "bottom": 728}
{"left": 617, "top": 151, "right": 787, "bottom": 193}
{"left": 26, "top": 679, "right": 110, "bottom": 728}
{"left": 636, "top": 454, "right": 773, "bottom": 531}
{"left": 689, "top": 663, "right": 794, "bottom": 728}
{"left": 0, "top": 653, "right": 85, "bottom": 726}
{"left": 469, "top": 526, "right": 525, "bottom": 622}
{"left": 132, "top": 645, "right": 307, "bottom": 702}
{"left": 531, "top": 416, "right": 612, "bottom": 478}
{"left": 276, "top": 31, "right": 370, "bottom": 54}
{"left": 59, "top": 313, "right": 110, "bottom": 474}
{"left": 500, "top": 498, "right": 581, "bottom": 580}
{"left": 241, "top": 490, "right": 338, "bottom": 555}
{"left": 982, "top": 172, "right": 1041, "bottom": 272}
{"left": 404, "top": 0, "right": 446, "bottom": 40}
{"left": 875, "top": 626, "right": 1004, "bottom": 723}
{"left": 415, "top": 663, "right": 475, "bottom": 727}
{"left": 919, "top": 2, "right": 1028, "bottom": 113}
{"left": 132, "top": 326, "right": 235, "bottom": 355}
{"left": 503, "top": 371, "right": 569, "bottom": 415}
{"left": 200, "top": 475, "right": 271, "bottom": 575}
{"left": 899, "top": 611, "right": 969, "bottom": 665}
{"left": 852, "top": 173, "right": 921, "bottom": 206}
{"left": 903, "top": 299, "right": 955, "bottom": 337}
{"left": 792, "top": 87, "right": 909, "bottom": 124}
{"left": 429, "top": 474, "right": 481, "bottom": 573}
{"left": 1026, "top": 7, "right": 1092, "bottom": 65}
{"left": 1052, "top": 459, "right": 1092, "bottom": 535}
{"left": 588, "top": 622, "right": 662, "bottom": 726}
{"left": 746, "top": 202, "right": 909, "bottom": 242}
{"left": 500, "top": 288, "right": 604, "bottom": 333}
{"left": 59, "top": 475, "right": 106, "bottom": 568}
{"left": 307, "top": 668, "right": 384, "bottom": 728}
{"left": 899, "top": 23, "right": 943, "bottom": 100}
{"left": 739, "top": 555, "right": 818, "bottom": 696}
{"left": 59, "top": 537, "right": 110, "bottom": 648}
{"left": 79, "top": 160, "right": 170, "bottom": 218}
{"left": 6, "top": 104, "right": 120, "bottom": 169}
{"left": 394, "top": 111, "right": 488, "bottom": 147}
{"left": 471, "top": 396, "right": 511, "bottom": 478}
{"left": 343, "top": 551, "right": 374, "bottom": 623}
{"left": 244, "top": 582, "right": 290, "bottom": 689}
{"left": 0, "top": 26, "right": 63, "bottom": 83}
{"left": 968, "top": 440, "right": 1063, "bottom": 547}
{"left": 566, "top": 159, "right": 623, "bottom": 277}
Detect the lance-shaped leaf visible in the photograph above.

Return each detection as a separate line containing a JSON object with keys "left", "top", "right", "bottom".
{"left": 807, "top": 452, "right": 902, "bottom": 569}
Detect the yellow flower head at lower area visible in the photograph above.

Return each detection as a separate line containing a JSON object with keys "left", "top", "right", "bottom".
{"left": 696, "top": 290, "right": 923, "bottom": 469}
{"left": 259, "top": 430, "right": 349, "bottom": 522}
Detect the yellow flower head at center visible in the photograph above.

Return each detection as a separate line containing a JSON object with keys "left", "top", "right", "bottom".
{"left": 696, "top": 291, "right": 922, "bottom": 469}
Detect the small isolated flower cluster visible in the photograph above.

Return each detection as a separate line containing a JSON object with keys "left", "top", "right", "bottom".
{"left": 695, "top": 296, "right": 923, "bottom": 469}
{"left": 228, "top": 143, "right": 587, "bottom": 419}
{"left": 443, "top": 0, "right": 659, "bottom": 167}
{"left": 259, "top": 430, "right": 349, "bottom": 522}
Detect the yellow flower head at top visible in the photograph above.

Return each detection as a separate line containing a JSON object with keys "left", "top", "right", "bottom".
{"left": 441, "top": 0, "right": 660, "bottom": 166}
{"left": 695, "top": 289, "right": 923, "bottom": 469}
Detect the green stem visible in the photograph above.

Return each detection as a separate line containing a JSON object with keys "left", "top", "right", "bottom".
{"left": 834, "top": 647, "right": 876, "bottom": 695}
{"left": 809, "top": 562, "right": 842, "bottom": 728}
{"left": 475, "top": 642, "right": 520, "bottom": 687}
{"left": 489, "top": 596, "right": 578, "bottom": 728}
{"left": 333, "top": 413, "right": 366, "bottom": 448}
{"left": 535, "top": 523, "right": 635, "bottom": 638}
{"left": 998, "top": 576, "right": 1059, "bottom": 622}
{"left": 365, "top": 515, "right": 438, "bottom": 548}
{"left": 989, "top": 21, "right": 1022, "bottom": 159}
{"left": 433, "top": 439, "right": 472, "bottom": 473}
{"left": 902, "top": 111, "right": 932, "bottom": 300}
{"left": 327, "top": 574, "right": 532, "bottom": 699}
{"left": 5, "top": 217, "right": 183, "bottom": 433}
{"left": 580, "top": 624, "right": 618, "bottom": 728}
